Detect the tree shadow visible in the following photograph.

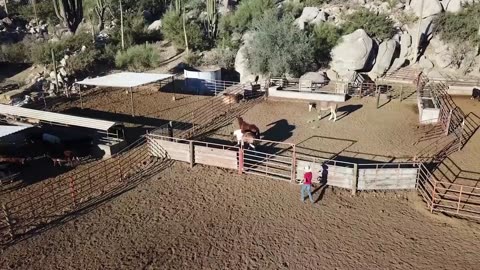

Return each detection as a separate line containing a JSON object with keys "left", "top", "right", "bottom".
{"left": 261, "top": 119, "right": 296, "bottom": 142}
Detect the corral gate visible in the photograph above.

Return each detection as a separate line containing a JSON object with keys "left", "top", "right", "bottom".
{"left": 147, "top": 134, "right": 295, "bottom": 181}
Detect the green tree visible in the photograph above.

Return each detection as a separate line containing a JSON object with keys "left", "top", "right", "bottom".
{"left": 161, "top": 9, "right": 206, "bottom": 50}
{"left": 342, "top": 8, "right": 394, "bottom": 40}
{"left": 312, "top": 23, "right": 343, "bottom": 64}
{"left": 245, "top": 11, "right": 314, "bottom": 77}
{"left": 229, "top": 0, "right": 274, "bottom": 33}
{"left": 434, "top": 3, "right": 480, "bottom": 51}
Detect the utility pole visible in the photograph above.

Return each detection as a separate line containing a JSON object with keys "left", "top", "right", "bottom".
{"left": 32, "top": 0, "right": 38, "bottom": 22}
{"left": 413, "top": 0, "right": 424, "bottom": 62}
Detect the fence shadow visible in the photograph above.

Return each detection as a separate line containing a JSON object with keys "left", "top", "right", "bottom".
{"left": 1, "top": 159, "right": 174, "bottom": 248}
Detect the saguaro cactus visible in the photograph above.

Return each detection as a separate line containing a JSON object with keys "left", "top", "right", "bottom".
{"left": 52, "top": 0, "right": 84, "bottom": 34}
{"left": 94, "top": 0, "right": 106, "bottom": 31}
{"left": 206, "top": 0, "right": 217, "bottom": 40}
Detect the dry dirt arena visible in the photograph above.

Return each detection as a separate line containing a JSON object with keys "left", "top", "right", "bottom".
{"left": 2, "top": 89, "right": 480, "bottom": 269}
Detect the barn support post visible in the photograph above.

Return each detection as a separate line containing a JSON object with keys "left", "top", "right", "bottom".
{"left": 2, "top": 203, "right": 13, "bottom": 240}
{"left": 189, "top": 140, "right": 194, "bottom": 168}
{"left": 352, "top": 164, "right": 358, "bottom": 195}
{"left": 130, "top": 87, "right": 135, "bottom": 117}
{"left": 238, "top": 146, "right": 244, "bottom": 175}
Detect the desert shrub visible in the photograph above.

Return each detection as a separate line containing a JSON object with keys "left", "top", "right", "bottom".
{"left": 434, "top": 3, "right": 480, "bottom": 49}
{"left": 65, "top": 49, "right": 102, "bottom": 76}
{"left": 282, "top": 1, "right": 304, "bottom": 18}
{"left": 341, "top": 8, "right": 395, "bottom": 40}
{"left": 9, "top": 0, "right": 60, "bottom": 24}
{"left": 109, "top": 0, "right": 171, "bottom": 20}
{"left": 30, "top": 33, "right": 94, "bottom": 65}
{"left": 207, "top": 47, "right": 237, "bottom": 69}
{"left": 0, "top": 43, "right": 31, "bottom": 63}
{"left": 161, "top": 10, "right": 207, "bottom": 50}
{"left": 229, "top": 0, "right": 275, "bottom": 33}
{"left": 184, "top": 51, "right": 203, "bottom": 66}
{"left": 115, "top": 44, "right": 161, "bottom": 71}
{"left": 312, "top": 23, "right": 343, "bottom": 64}
{"left": 396, "top": 11, "right": 418, "bottom": 26}
{"left": 303, "top": 0, "right": 331, "bottom": 6}
{"left": 245, "top": 11, "right": 314, "bottom": 77}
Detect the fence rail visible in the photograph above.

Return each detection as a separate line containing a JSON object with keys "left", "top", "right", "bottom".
{"left": 0, "top": 136, "right": 168, "bottom": 244}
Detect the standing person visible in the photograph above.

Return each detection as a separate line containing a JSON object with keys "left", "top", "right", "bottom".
{"left": 301, "top": 165, "right": 314, "bottom": 204}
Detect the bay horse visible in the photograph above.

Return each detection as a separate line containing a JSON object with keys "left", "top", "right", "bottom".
{"left": 233, "top": 129, "right": 257, "bottom": 149}
{"left": 237, "top": 117, "right": 260, "bottom": 138}
{"left": 310, "top": 101, "right": 339, "bottom": 122}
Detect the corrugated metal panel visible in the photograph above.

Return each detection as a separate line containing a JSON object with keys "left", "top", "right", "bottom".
{"left": 75, "top": 72, "right": 174, "bottom": 88}
{"left": 0, "top": 125, "right": 32, "bottom": 138}
{"left": 0, "top": 105, "right": 119, "bottom": 131}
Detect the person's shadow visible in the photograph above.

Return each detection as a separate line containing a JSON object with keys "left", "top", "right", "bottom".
{"left": 313, "top": 163, "right": 329, "bottom": 203}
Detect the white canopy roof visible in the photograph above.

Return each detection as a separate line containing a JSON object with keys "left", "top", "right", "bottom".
{"left": 0, "top": 125, "right": 32, "bottom": 138}
{"left": 75, "top": 72, "right": 174, "bottom": 88}
{"left": 0, "top": 104, "right": 120, "bottom": 131}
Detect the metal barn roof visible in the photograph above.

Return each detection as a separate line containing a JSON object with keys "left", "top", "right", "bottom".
{"left": 75, "top": 72, "right": 174, "bottom": 88}
{"left": 0, "top": 105, "right": 120, "bottom": 131}
{"left": 0, "top": 125, "right": 32, "bottom": 138}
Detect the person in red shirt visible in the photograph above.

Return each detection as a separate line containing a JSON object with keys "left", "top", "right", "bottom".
{"left": 301, "top": 165, "right": 314, "bottom": 203}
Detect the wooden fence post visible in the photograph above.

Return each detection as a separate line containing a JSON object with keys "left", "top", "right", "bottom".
{"left": 376, "top": 88, "right": 381, "bottom": 109}
{"left": 430, "top": 180, "right": 437, "bottom": 213}
{"left": 351, "top": 164, "right": 358, "bottom": 195}
{"left": 457, "top": 185, "right": 463, "bottom": 214}
{"left": 291, "top": 145, "right": 296, "bottom": 182}
{"left": 238, "top": 146, "right": 244, "bottom": 175}
{"left": 2, "top": 204, "right": 13, "bottom": 240}
{"left": 445, "top": 109, "right": 453, "bottom": 135}
{"left": 458, "top": 119, "right": 465, "bottom": 151}
{"left": 118, "top": 158, "right": 123, "bottom": 181}
{"left": 189, "top": 141, "right": 194, "bottom": 168}
{"left": 70, "top": 176, "right": 76, "bottom": 207}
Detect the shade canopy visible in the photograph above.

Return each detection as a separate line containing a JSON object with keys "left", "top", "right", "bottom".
{"left": 75, "top": 72, "right": 174, "bottom": 88}
{"left": 0, "top": 104, "right": 121, "bottom": 131}
{"left": 0, "top": 125, "right": 33, "bottom": 139}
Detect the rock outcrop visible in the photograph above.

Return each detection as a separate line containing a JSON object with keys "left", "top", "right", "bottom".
{"left": 369, "top": 39, "right": 398, "bottom": 80}
{"left": 330, "top": 29, "right": 374, "bottom": 80}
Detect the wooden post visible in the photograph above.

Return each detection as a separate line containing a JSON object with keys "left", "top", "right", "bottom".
{"left": 238, "top": 146, "right": 244, "bottom": 175}
{"left": 376, "top": 88, "right": 381, "bottom": 109}
{"left": 399, "top": 85, "right": 403, "bottom": 102}
{"left": 130, "top": 88, "right": 135, "bottom": 117}
{"left": 51, "top": 49, "right": 59, "bottom": 93}
{"left": 189, "top": 141, "right": 194, "bottom": 168}
{"left": 430, "top": 180, "right": 437, "bottom": 213}
{"left": 104, "top": 161, "right": 108, "bottom": 189}
{"left": 352, "top": 163, "right": 358, "bottom": 195}
{"left": 2, "top": 204, "right": 13, "bottom": 240}
{"left": 458, "top": 119, "right": 465, "bottom": 151}
{"left": 457, "top": 185, "right": 463, "bottom": 214}
{"left": 78, "top": 84, "right": 84, "bottom": 109}
{"left": 69, "top": 176, "right": 76, "bottom": 207}
{"left": 291, "top": 145, "right": 296, "bottom": 182}
{"left": 445, "top": 109, "right": 453, "bottom": 135}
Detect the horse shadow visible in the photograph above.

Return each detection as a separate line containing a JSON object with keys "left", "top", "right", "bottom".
{"left": 335, "top": 104, "right": 363, "bottom": 121}
{"left": 261, "top": 119, "right": 295, "bottom": 142}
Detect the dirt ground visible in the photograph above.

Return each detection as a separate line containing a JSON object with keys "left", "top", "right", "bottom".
{"left": 1, "top": 162, "right": 479, "bottom": 269}
{"left": 2, "top": 87, "right": 480, "bottom": 269}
